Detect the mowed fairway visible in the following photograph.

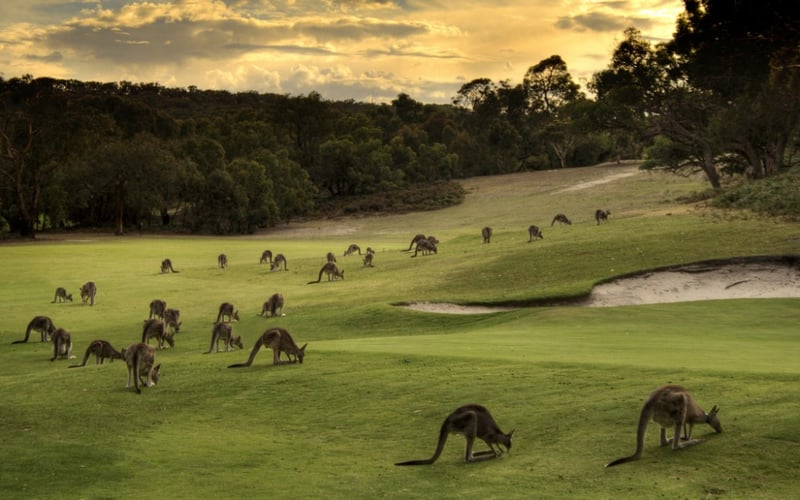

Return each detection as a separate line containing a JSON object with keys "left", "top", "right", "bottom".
{"left": 1, "top": 163, "right": 799, "bottom": 499}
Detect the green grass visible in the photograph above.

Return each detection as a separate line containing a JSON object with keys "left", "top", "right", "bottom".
{"left": 1, "top": 163, "right": 799, "bottom": 499}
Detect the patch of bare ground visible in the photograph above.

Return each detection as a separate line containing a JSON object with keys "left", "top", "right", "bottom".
{"left": 401, "top": 256, "right": 800, "bottom": 314}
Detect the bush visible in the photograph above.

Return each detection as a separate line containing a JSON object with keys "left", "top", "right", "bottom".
{"left": 713, "top": 168, "right": 800, "bottom": 217}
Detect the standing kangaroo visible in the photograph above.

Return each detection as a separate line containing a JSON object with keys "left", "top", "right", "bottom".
{"left": 206, "top": 322, "right": 244, "bottom": 353}
{"left": 405, "top": 234, "right": 426, "bottom": 252}
{"left": 271, "top": 253, "right": 288, "bottom": 271}
{"left": 363, "top": 252, "right": 375, "bottom": 267}
{"left": 69, "top": 340, "right": 123, "bottom": 367}
{"left": 149, "top": 299, "right": 167, "bottom": 319}
{"left": 528, "top": 225, "right": 544, "bottom": 242}
{"left": 605, "top": 385, "right": 722, "bottom": 467}
{"left": 50, "top": 328, "right": 75, "bottom": 361}
{"left": 260, "top": 250, "right": 273, "bottom": 265}
{"left": 123, "top": 342, "right": 161, "bottom": 394}
{"left": 161, "top": 258, "right": 179, "bottom": 273}
{"left": 80, "top": 281, "right": 97, "bottom": 305}
{"left": 141, "top": 319, "right": 174, "bottom": 349}
{"left": 216, "top": 302, "right": 240, "bottom": 323}
{"left": 228, "top": 327, "right": 307, "bottom": 368}
{"left": 261, "top": 293, "right": 285, "bottom": 317}
{"left": 481, "top": 226, "right": 492, "bottom": 243}
{"left": 551, "top": 213, "right": 572, "bottom": 226}
{"left": 595, "top": 209, "right": 611, "bottom": 225}
{"left": 13, "top": 315, "right": 57, "bottom": 344}
{"left": 52, "top": 287, "right": 73, "bottom": 303}
{"left": 411, "top": 239, "right": 437, "bottom": 257}
{"left": 307, "top": 263, "right": 344, "bottom": 284}
{"left": 395, "top": 404, "right": 514, "bottom": 465}
{"left": 218, "top": 254, "right": 228, "bottom": 268}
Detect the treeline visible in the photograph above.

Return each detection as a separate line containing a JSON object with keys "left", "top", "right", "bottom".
{"left": 1, "top": 0, "right": 798, "bottom": 237}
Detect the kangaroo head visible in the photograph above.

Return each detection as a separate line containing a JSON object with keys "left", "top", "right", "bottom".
{"left": 164, "top": 333, "right": 175, "bottom": 348}
{"left": 501, "top": 429, "right": 514, "bottom": 452}
{"left": 149, "top": 364, "right": 162, "bottom": 386}
{"left": 706, "top": 405, "right": 722, "bottom": 433}
{"left": 233, "top": 310, "right": 240, "bottom": 321}
{"left": 232, "top": 335, "right": 244, "bottom": 350}
{"left": 296, "top": 343, "right": 308, "bottom": 364}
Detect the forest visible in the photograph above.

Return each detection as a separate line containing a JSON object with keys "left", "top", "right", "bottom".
{"left": 1, "top": 0, "right": 799, "bottom": 237}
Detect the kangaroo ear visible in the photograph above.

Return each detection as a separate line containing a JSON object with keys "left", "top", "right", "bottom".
{"left": 155, "top": 364, "right": 162, "bottom": 371}
{"left": 300, "top": 343, "right": 308, "bottom": 352}
{"left": 508, "top": 429, "right": 515, "bottom": 438}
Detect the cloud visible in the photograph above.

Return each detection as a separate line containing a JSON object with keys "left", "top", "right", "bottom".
{"left": 556, "top": 12, "right": 653, "bottom": 33}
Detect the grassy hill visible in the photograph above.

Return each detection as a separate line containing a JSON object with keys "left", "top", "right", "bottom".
{"left": 1, "top": 163, "right": 798, "bottom": 499}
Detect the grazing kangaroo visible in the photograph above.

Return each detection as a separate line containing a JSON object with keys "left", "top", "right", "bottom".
{"left": 164, "top": 308, "right": 182, "bottom": 333}
{"left": 395, "top": 404, "right": 514, "bottom": 466}
{"left": 405, "top": 234, "right": 426, "bottom": 251}
{"left": 80, "top": 281, "right": 97, "bottom": 305}
{"left": 363, "top": 252, "right": 374, "bottom": 267}
{"left": 344, "top": 244, "right": 362, "bottom": 256}
{"left": 551, "top": 213, "right": 572, "bottom": 226}
{"left": 260, "top": 249, "right": 273, "bottom": 265}
{"left": 228, "top": 327, "right": 307, "bottom": 368}
{"left": 50, "top": 328, "right": 74, "bottom": 361}
{"left": 205, "top": 322, "right": 243, "bottom": 353}
{"left": 14, "top": 315, "right": 58, "bottom": 343}
{"left": 595, "top": 209, "right": 611, "bottom": 225}
{"left": 218, "top": 253, "right": 228, "bottom": 268}
{"left": 216, "top": 302, "right": 240, "bottom": 323}
{"left": 270, "top": 253, "right": 288, "bottom": 271}
{"left": 326, "top": 252, "right": 337, "bottom": 263}
{"left": 149, "top": 299, "right": 167, "bottom": 319}
{"left": 261, "top": 293, "right": 285, "bottom": 317}
{"left": 482, "top": 226, "right": 492, "bottom": 243}
{"left": 605, "top": 384, "right": 722, "bottom": 467}
{"left": 123, "top": 342, "right": 161, "bottom": 394}
{"left": 528, "top": 225, "right": 544, "bottom": 242}
{"left": 52, "top": 287, "right": 73, "bottom": 303}
{"left": 69, "top": 340, "right": 123, "bottom": 367}
{"left": 307, "top": 263, "right": 344, "bottom": 284}
{"left": 411, "top": 239, "right": 437, "bottom": 257}
{"left": 141, "top": 319, "right": 174, "bottom": 349}
{"left": 161, "top": 258, "right": 179, "bottom": 273}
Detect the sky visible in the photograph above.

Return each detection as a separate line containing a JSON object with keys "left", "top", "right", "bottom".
{"left": 0, "top": 1, "right": 684, "bottom": 104}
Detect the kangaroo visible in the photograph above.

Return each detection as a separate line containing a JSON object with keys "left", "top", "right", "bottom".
{"left": 363, "top": 252, "right": 375, "bottom": 267}
{"left": 482, "top": 226, "right": 492, "bottom": 243}
{"left": 326, "top": 252, "right": 337, "bottom": 263}
{"left": 205, "top": 322, "right": 243, "bottom": 353}
{"left": 605, "top": 384, "right": 722, "bottom": 467}
{"left": 528, "top": 225, "right": 544, "bottom": 242}
{"left": 344, "top": 244, "right": 362, "bottom": 256}
{"left": 216, "top": 302, "right": 240, "bottom": 323}
{"left": 141, "top": 319, "right": 174, "bottom": 349}
{"left": 551, "top": 213, "right": 572, "bottom": 226}
{"left": 164, "top": 308, "right": 182, "bottom": 333}
{"left": 411, "top": 239, "right": 437, "bottom": 257}
{"left": 426, "top": 236, "right": 439, "bottom": 246}
{"left": 50, "top": 328, "right": 74, "bottom": 361}
{"left": 261, "top": 293, "right": 285, "bottom": 317}
{"left": 161, "top": 258, "right": 179, "bottom": 273}
{"left": 69, "top": 340, "right": 123, "bottom": 367}
{"left": 80, "top": 281, "right": 97, "bottom": 306}
{"left": 123, "top": 342, "right": 161, "bottom": 394}
{"left": 595, "top": 209, "right": 611, "bottom": 225}
{"left": 366, "top": 247, "right": 376, "bottom": 255}
{"left": 260, "top": 249, "right": 273, "bottom": 265}
{"left": 13, "top": 315, "right": 57, "bottom": 344}
{"left": 228, "top": 327, "right": 307, "bottom": 368}
{"left": 395, "top": 404, "right": 514, "bottom": 466}
{"left": 51, "top": 287, "right": 73, "bottom": 303}
{"left": 307, "top": 263, "right": 344, "bottom": 284}
{"left": 270, "top": 253, "right": 288, "bottom": 271}
{"left": 218, "top": 253, "right": 228, "bottom": 269}
{"left": 149, "top": 299, "right": 167, "bottom": 319}
{"left": 405, "top": 234, "right": 427, "bottom": 251}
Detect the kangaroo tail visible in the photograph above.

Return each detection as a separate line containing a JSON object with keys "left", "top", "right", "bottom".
{"left": 11, "top": 339, "right": 28, "bottom": 344}
{"left": 606, "top": 401, "right": 653, "bottom": 467}
{"left": 228, "top": 337, "right": 263, "bottom": 368}
{"left": 395, "top": 421, "right": 449, "bottom": 466}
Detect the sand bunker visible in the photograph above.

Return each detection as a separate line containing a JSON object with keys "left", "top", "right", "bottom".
{"left": 402, "top": 257, "right": 800, "bottom": 314}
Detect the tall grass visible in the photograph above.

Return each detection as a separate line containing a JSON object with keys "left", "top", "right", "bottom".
{"left": 0, "top": 164, "right": 798, "bottom": 499}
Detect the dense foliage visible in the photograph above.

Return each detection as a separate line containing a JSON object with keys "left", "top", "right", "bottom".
{"left": 1, "top": 0, "right": 798, "bottom": 237}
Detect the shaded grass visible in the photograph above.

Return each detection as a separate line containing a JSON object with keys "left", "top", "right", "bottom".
{"left": 1, "top": 164, "right": 799, "bottom": 499}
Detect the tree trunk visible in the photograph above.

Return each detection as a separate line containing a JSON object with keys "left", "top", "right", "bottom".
{"left": 114, "top": 179, "right": 125, "bottom": 235}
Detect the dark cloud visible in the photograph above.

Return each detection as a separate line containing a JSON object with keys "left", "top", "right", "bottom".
{"left": 556, "top": 12, "right": 653, "bottom": 33}
{"left": 294, "top": 18, "right": 429, "bottom": 42}
{"left": 25, "top": 51, "right": 63, "bottom": 63}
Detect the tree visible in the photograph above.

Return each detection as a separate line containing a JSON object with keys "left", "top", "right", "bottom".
{"left": 523, "top": 56, "right": 583, "bottom": 116}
